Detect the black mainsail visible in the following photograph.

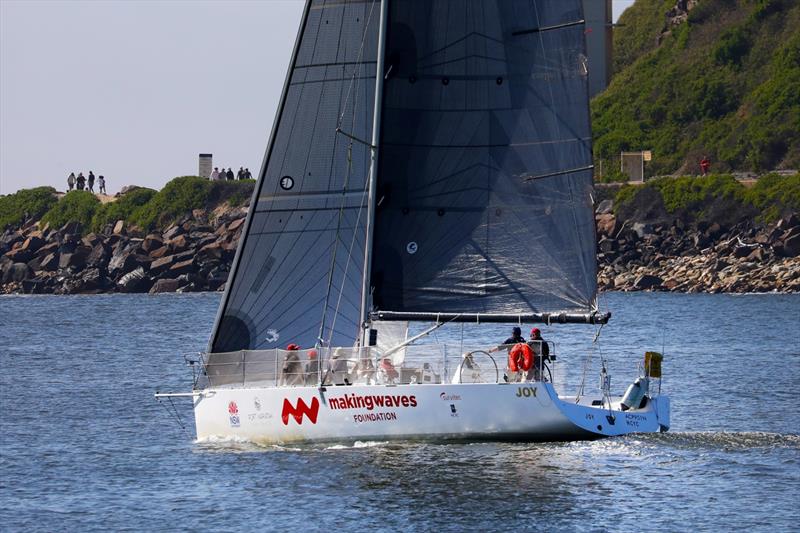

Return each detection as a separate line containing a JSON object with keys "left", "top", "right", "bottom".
{"left": 371, "top": 0, "right": 601, "bottom": 323}
{"left": 211, "top": 0, "right": 604, "bottom": 354}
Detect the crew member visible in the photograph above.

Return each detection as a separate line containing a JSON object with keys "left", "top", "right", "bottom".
{"left": 492, "top": 326, "right": 525, "bottom": 353}
{"left": 528, "top": 328, "right": 550, "bottom": 381}
{"left": 304, "top": 349, "right": 320, "bottom": 385}
{"left": 280, "top": 343, "right": 304, "bottom": 386}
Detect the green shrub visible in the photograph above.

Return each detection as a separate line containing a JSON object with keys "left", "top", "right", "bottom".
{"left": 128, "top": 176, "right": 211, "bottom": 230}
{"left": 744, "top": 173, "right": 800, "bottom": 222}
{"left": 91, "top": 187, "right": 156, "bottom": 232}
{"left": 713, "top": 27, "right": 751, "bottom": 67}
{"left": 648, "top": 174, "right": 744, "bottom": 212}
{"left": 0, "top": 186, "right": 59, "bottom": 230}
{"left": 41, "top": 191, "right": 101, "bottom": 232}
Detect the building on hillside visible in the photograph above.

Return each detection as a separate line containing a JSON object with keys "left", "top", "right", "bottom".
{"left": 199, "top": 153, "right": 213, "bottom": 179}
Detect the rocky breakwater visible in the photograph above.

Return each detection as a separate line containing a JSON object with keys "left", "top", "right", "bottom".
{"left": 595, "top": 202, "right": 800, "bottom": 293}
{"left": 0, "top": 207, "right": 246, "bottom": 295}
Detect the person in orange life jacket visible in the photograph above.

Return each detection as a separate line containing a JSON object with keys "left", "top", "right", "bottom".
{"left": 280, "top": 343, "right": 304, "bottom": 386}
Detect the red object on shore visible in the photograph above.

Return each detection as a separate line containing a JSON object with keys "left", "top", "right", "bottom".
{"left": 700, "top": 157, "right": 711, "bottom": 175}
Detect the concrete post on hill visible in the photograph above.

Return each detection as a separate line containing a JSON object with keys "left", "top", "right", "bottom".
{"left": 199, "top": 154, "right": 213, "bottom": 179}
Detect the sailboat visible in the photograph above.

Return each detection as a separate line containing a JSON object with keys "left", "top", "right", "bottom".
{"left": 157, "top": 0, "right": 670, "bottom": 443}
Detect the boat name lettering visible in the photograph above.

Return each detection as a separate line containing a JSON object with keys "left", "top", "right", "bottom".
{"left": 353, "top": 412, "right": 398, "bottom": 423}
{"left": 515, "top": 386, "right": 537, "bottom": 398}
{"left": 625, "top": 413, "right": 647, "bottom": 428}
{"left": 328, "top": 394, "right": 418, "bottom": 411}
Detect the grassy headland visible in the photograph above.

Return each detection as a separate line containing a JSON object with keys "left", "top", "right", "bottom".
{"left": 593, "top": 0, "right": 800, "bottom": 176}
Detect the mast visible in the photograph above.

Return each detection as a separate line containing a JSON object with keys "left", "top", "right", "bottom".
{"left": 358, "top": 0, "right": 388, "bottom": 347}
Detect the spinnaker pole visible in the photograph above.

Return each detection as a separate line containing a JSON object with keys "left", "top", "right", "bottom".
{"left": 358, "top": 0, "right": 388, "bottom": 347}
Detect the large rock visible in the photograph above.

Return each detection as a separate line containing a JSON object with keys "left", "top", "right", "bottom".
{"left": 596, "top": 214, "right": 617, "bottom": 236}
{"left": 59, "top": 221, "right": 82, "bottom": 235}
{"left": 632, "top": 222, "right": 655, "bottom": 239}
{"left": 162, "top": 224, "right": 184, "bottom": 241}
{"left": 633, "top": 274, "right": 663, "bottom": 290}
{"left": 86, "top": 244, "right": 110, "bottom": 268}
{"left": 112, "top": 220, "right": 126, "bottom": 235}
{"left": 141, "top": 235, "right": 163, "bottom": 253}
{"left": 149, "top": 278, "right": 180, "bottom": 293}
{"left": 5, "top": 247, "right": 33, "bottom": 263}
{"left": 595, "top": 199, "right": 614, "bottom": 215}
{"left": 150, "top": 254, "right": 177, "bottom": 274}
{"left": 782, "top": 234, "right": 800, "bottom": 257}
{"left": 3, "top": 263, "right": 31, "bottom": 283}
{"left": 108, "top": 246, "right": 138, "bottom": 275}
{"left": 58, "top": 245, "right": 91, "bottom": 270}
{"left": 117, "top": 267, "right": 152, "bottom": 293}
{"left": 169, "top": 258, "right": 196, "bottom": 276}
{"left": 197, "top": 242, "right": 223, "bottom": 262}
{"left": 20, "top": 235, "right": 44, "bottom": 253}
{"left": 39, "top": 253, "right": 60, "bottom": 271}
{"left": 149, "top": 246, "right": 170, "bottom": 259}
{"left": 62, "top": 267, "right": 106, "bottom": 294}
{"left": 166, "top": 234, "right": 190, "bottom": 253}
{"left": 227, "top": 218, "right": 245, "bottom": 232}
{"left": 35, "top": 241, "right": 59, "bottom": 259}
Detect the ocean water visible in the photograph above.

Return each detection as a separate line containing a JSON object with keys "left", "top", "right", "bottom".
{"left": 0, "top": 293, "right": 798, "bottom": 532}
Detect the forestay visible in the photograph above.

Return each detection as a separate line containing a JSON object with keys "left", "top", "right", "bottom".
{"left": 370, "top": 0, "right": 599, "bottom": 319}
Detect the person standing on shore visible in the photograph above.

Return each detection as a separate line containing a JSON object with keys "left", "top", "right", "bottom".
{"left": 67, "top": 172, "right": 76, "bottom": 191}
{"left": 87, "top": 171, "right": 95, "bottom": 192}
{"left": 226, "top": 168, "right": 234, "bottom": 181}
{"left": 98, "top": 175, "right": 106, "bottom": 194}
{"left": 237, "top": 167, "right": 244, "bottom": 180}
{"left": 244, "top": 168, "right": 252, "bottom": 180}
{"left": 76, "top": 172, "right": 86, "bottom": 190}
{"left": 210, "top": 167, "right": 220, "bottom": 180}
{"left": 700, "top": 157, "right": 710, "bottom": 176}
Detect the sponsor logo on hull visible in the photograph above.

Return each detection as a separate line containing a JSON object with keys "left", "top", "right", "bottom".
{"left": 228, "top": 401, "right": 241, "bottom": 427}
{"left": 281, "top": 397, "right": 320, "bottom": 425}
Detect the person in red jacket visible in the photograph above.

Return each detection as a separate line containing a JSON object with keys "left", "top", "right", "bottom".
{"left": 700, "top": 156, "right": 711, "bottom": 176}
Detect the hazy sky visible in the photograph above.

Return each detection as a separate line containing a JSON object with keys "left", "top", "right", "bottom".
{"left": 1, "top": 0, "right": 635, "bottom": 195}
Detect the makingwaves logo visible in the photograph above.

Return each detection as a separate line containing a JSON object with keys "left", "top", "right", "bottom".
{"left": 281, "top": 397, "right": 320, "bottom": 426}
{"left": 228, "top": 401, "right": 241, "bottom": 427}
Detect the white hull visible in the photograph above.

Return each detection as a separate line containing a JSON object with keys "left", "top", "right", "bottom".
{"left": 192, "top": 382, "right": 670, "bottom": 443}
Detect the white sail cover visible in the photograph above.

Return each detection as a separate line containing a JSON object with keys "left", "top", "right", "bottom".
{"left": 211, "top": 0, "right": 380, "bottom": 352}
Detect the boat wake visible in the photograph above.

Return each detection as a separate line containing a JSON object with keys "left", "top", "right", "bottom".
{"left": 628, "top": 431, "right": 799, "bottom": 450}
{"left": 194, "top": 434, "right": 390, "bottom": 452}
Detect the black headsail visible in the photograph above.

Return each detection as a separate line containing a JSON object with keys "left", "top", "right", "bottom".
{"left": 370, "top": 0, "right": 605, "bottom": 325}
{"left": 210, "top": 0, "right": 381, "bottom": 352}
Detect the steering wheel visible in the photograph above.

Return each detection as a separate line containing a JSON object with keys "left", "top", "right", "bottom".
{"left": 458, "top": 350, "right": 499, "bottom": 384}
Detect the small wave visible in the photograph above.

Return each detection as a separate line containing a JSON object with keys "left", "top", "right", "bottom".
{"left": 325, "top": 440, "right": 389, "bottom": 450}
{"left": 639, "top": 431, "right": 799, "bottom": 450}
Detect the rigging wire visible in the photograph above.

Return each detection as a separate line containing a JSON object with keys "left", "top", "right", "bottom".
{"left": 322, "top": 0, "right": 379, "bottom": 348}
